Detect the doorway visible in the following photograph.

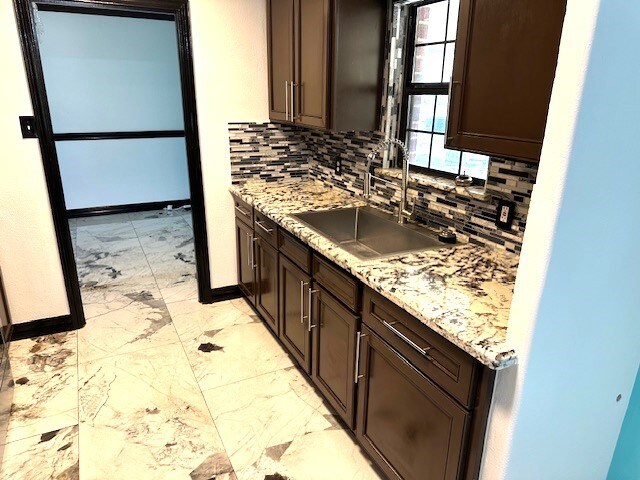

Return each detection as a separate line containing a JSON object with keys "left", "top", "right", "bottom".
{"left": 14, "top": 0, "right": 212, "bottom": 336}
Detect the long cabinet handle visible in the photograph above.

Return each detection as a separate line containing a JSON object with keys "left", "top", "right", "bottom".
{"left": 285, "top": 81, "right": 289, "bottom": 121}
{"left": 308, "top": 286, "right": 319, "bottom": 332}
{"left": 382, "top": 320, "right": 432, "bottom": 357}
{"left": 251, "top": 236, "right": 258, "bottom": 269}
{"left": 300, "top": 281, "right": 309, "bottom": 324}
{"left": 290, "top": 81, "right": 295, "bottom": 122}
{"left": 235, "top": 205, "right": 250, "bottom": 217}
{"left": 255, "top": 220, "right": 274, "bottom": 234}
{"left": 245, "top": 233, "right": 251, "bottom": 268}
{"left": 354, "top": 331, "right": 367, "bottom": 384}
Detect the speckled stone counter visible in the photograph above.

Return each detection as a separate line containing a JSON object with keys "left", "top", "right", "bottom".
{"left": 229, "top": 179, "right": 519, "bottom": 370}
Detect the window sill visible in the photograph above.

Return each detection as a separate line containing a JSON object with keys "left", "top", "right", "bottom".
{"left": 374, "top": 168, "right": 490, "bottom": 201}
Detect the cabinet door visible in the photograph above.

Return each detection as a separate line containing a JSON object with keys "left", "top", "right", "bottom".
{"left": 267, "top": 0, "right": 295, "bottom": 122}
{"left": 255, "top": 238, "right": 279, "bottom": 335}
{"left": 356, "top": 327, "right": 470, "bottom": 480}
{"left": 235, "top": 217, "right": 255, "bottom": 304}
{"left": 311, "top": 286, "right": 358, "bottom": 429}
{"left": 446, "top": 0, "right": 566, "bottom": 162}
{"left": 278, "top": 254, "right": 311, "bottom": 372}
{"left": 295, "top": 0, "right": 329, "bottom": 128}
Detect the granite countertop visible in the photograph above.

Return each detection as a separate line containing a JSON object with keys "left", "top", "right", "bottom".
{"left": 229, "top": 179, "right": 519, "bottom": 369}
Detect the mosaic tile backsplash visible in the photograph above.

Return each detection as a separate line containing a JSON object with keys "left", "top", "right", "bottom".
{"left": 229, "top": 122, "right": 538, "bottom": 254}
{"left": 229, "top": 123, "right": 310, "bottom": 184}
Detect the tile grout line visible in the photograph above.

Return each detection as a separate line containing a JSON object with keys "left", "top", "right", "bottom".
{"left": 165, "top": 299, "right": 238, "bottom": 476}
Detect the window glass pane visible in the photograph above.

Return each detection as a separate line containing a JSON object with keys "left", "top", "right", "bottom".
{"left": 442, "top": 42, "right": 455, "bottom": 82}
{"left": 408, "top": 95, "right": 435, "bottom": 132}
{"left": 412, "top": 44, "right": 445, "bottom": 83}
{"left": 430, "top": 134, "right": 461, "bottom": 174}
{"left": 446, "top": 0, "right": 460, "bottom": 41}
{"left": 434, "top": 95, "right": 448, "bottom": 133}
{"left": 415, "top": 2, "right": 448, "bottom": 44}
{"left": 461, "top": 152, "right": 490, "bottom": 180}
{"left": 407, "top": 131, "right": 432, "bottom": 169}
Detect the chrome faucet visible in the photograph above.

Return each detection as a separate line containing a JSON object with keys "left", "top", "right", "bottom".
{"left": 364, "top": 138, "right": 413, "bottom": 224}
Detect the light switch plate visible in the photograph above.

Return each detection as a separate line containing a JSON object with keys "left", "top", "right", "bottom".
{"left": 19, "top": 116, "right": 37, "bottom": 138}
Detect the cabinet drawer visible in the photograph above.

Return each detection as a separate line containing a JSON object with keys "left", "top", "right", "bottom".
{"left": 362, "top": 287, "right": 478, "bottom": 408}
{"left": 254, "top": 211, "right": 278, "bottom": 247}
{"left": 356, "top": 325, "right": 470, "bottom": 480}
{"left": 312, "top": 254, "right": 360, "bottom": 312}
{"left": 278, "top": 229, "right": 311, "bottom": 273}
{"left": 232, "top": 194, "right": 253, "bottom": 226}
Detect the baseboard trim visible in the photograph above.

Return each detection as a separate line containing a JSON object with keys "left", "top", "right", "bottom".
{"left": 203, "top": 285, "right": 242, "bottom": 304}
{"left": 12, "top": 314, "right": 75, "bottom": 341}
{"left": 68, "top": 199, "right": 191, "bottom": 218}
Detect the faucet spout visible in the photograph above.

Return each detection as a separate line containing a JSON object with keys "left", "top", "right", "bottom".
{"left": 364, "top": 137, "right": 412, "bottom": 224}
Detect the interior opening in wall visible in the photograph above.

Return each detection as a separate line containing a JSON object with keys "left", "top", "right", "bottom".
{"left": 34, "top": 7, "right": 201, "bottom": 322}
{"left": 14, "top": 0, "right": 212, "bottom": 336}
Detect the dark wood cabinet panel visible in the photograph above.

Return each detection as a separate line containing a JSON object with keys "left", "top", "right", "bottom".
{"left": 278, "top": 254, "right": 312, "bottom": 373}
{"left": 255, "top": 238, "right": 279, "bottom": 335}
{"left": 312, "top": 254, "right": 360, "bottom": 312}
{"left": 356, "top": 326, "right": 470, "bottom": 480}
{"left": 363, "top": 287, "right": 477, "bottom": 409}
{"left": 278, "top": 229, "right": 311, "bottom": 273}
{"left": 254, "top": 210, "right": 278, "bottom": 247}
{"left": 235, "top": 217, "right": 256, "bottom": 304}
{"left": 232, "top": 194, "right": 253, "bottom": 227}
{"left": 311, "top": 286, "right": 358, "bottom": 429}
{"left": 266, "top": 0, "right": 385, "bottom": 131}
{"left": 295, "top": 0, "right": 329, "bottom": 128}
{"left": 267, "top": 0, "right": 295, "bottom": 122}
{"left": 446, "top": 0, "right": 567, "bottom": 162}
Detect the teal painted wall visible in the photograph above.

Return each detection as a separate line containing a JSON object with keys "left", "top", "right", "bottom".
{"left": 608, "top": 366, "right": 640, "bottom": 480}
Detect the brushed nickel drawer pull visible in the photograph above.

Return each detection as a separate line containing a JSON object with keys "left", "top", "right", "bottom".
{"left": 235, "top": 205, "right": 250, "bottom": 217}
{"left": 255, "top": 220, "right": 274, "bottom": 234}
{"left": 382, "top": 320, "right": 432, "bottom": 357}
{"left": 285, "top": 81, "right": 289, "bottom": 121}
{"left": 251, "top": 235, "right": 258, "bottom": 269}
{"left": 308, "top": 287, "right": 319, "bottom": 332}
{"left": 354, "top": 331, "right": 367, "bottom": 384}
{"left": 300, "top": 281, "right": 309, "bottom": 324}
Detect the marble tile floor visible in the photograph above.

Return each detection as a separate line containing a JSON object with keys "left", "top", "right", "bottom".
{"left": 0, "top": 211, "right": 381, "bottom": 479}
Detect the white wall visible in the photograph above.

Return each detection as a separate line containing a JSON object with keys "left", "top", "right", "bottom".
{"left": 190, "top": 0, "right": 269, "bottom": 289}
{"left": 0, "top": 0, "right": 268, "bottom": 322}
{"left": 37, "top": 11, "right": 189, "bottom": 210}
{"left": 0, "top": 0, "right": 69, "bottom": 324}
{"left": 481, "top": 1, "right": 640, "bottom": 478}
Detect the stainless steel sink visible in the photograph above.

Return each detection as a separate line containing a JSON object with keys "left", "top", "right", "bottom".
{"left": 292, "top": 206, "right": 454, "bottom": 259}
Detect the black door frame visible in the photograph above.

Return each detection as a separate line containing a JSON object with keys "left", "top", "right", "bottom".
{"left": 13, "top": 0, "right": 214, "bottom": 336}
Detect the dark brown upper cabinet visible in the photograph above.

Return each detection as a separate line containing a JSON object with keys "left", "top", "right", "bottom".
{"left": 446, "top": 0, "right": 567, "bottom": 162}
{"left": 267, "top": 0, "right": 386, "bottom": 131}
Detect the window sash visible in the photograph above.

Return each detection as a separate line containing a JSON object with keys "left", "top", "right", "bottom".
{"left": 399, "top": 0, "right": 487, "bottom": 185}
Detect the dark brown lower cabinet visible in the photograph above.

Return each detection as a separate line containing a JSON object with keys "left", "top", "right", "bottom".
{"left": 311, "top": 286, "right": 358, "bottom": 429}
{"left": 235, "top": 217, "right": 255, "bottom": 304}
{"left": 255, "top": 238, "right": 279, "bottom": 335}
{"left": 356, "top": 326, "right": 470, "bottom": 480}
{"left": 278, "top": 254, "right": 311, "bottom": 373}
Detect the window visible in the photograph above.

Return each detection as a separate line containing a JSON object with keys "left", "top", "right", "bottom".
{"left": 401, "top": 0, "right": 489, "bottom": 183}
